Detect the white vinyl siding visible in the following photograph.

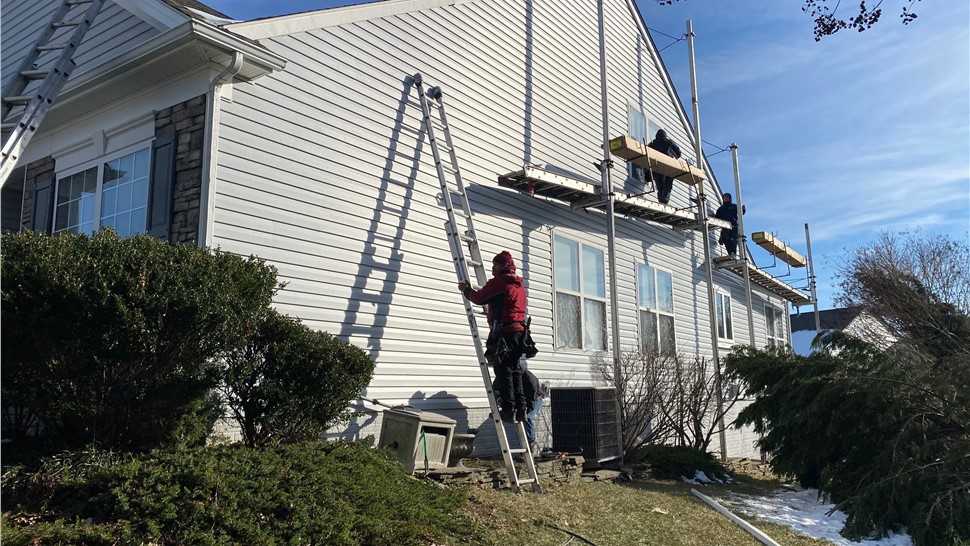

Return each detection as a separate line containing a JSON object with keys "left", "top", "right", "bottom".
{"left": 1, "top": 0, "right": 161, "bottom": 93}
{"left": 553, "top": 234, "right": 607, "bottom": 351}
{"left": 637, "top": 263, "right": 675, "bottom": 354}
{"left": 209, "top": 0, "right": 781, "bottom": 458}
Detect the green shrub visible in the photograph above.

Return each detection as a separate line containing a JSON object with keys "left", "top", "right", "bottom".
{"left": 1, "top": 230, "right": 279, "bottom": 451}
{"left": 2, "top": 442, "right": 476, "bottom": 546}
{"left": 222, "top": 310, "right": 376, "bottom": 446}
{"left": 645, "top": 445, "right": 729, "bottom": 482}
{"left": 726, "top": 336, "right": 970, "bottom": 545}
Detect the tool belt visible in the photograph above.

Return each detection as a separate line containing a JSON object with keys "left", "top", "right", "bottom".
{"left": 484, "top": 318, "right": 538, "bottom": 364}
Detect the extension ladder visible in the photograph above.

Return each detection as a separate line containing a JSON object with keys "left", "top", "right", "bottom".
{"left": 413, "top": 72, "right": 541, "bottom": 493}
{"left": 1, "top": 0, "right": 107, "bottom": 184}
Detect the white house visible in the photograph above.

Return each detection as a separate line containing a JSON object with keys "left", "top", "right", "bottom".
{"left": 1, "top": 0, "right": 811, "bottom": 458}
{"left": 790, "top": 307, "right": 895, "bottom": 355}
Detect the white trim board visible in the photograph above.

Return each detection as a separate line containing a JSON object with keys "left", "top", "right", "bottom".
{"left": 226, "top": 0, "right": 457, "bottom": 40}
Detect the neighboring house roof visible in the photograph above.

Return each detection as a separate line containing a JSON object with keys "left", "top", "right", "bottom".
{"left": 162, "top": 0, "right": 231, "bottom": 20}
{"left": 790, "top": 306, "right": 863, "bottom": 332}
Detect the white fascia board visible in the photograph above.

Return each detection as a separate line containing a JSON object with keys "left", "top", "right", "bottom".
{"left": 227, "top": 0, "right": 456, "bottom": 40}
{"left": 112, "top": 0, "right": 187, "bottom": 31}
{"left": 63, "top": 21, "right": 285, "bottom": 95}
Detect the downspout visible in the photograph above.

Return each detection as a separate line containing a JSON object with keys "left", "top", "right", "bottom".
{"left": 198, "top": 51, "right": 243, "bottom": 248}
{"left": 687, "top": 20, "right": 727, "bottom": 461}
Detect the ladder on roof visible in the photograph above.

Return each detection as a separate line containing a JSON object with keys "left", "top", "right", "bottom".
{"left": 0, "top": 0, "right": 107, "bottom": 184}
{"left": 413, "top": 72, "right": 541, "bottom": 493}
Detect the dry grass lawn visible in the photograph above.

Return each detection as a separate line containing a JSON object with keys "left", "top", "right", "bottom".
{"left": 453, "top": 468, "right": 833, "bottom": 546}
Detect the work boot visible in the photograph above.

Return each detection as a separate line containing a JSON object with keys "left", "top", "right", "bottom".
{"left": 514, "top": 406, "right": 527, "bottom": 423}
{"left": 499, "top": 406, "right": 516, "bottom": 424}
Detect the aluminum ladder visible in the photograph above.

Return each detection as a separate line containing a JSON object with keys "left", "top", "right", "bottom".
{"left": 413, "top": 72, "right": 541, "bottom": 493}
{"left": 1, "top": 0, "right": 107, "bottom": 184}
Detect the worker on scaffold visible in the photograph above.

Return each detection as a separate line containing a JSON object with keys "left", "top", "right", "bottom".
{"left": 715, "top": 192, "right": 745, "bottom": 257}
{"left": 647, "top": 129, "right": 682, "bottom": 204}
{"left": 458, "top": 251, "right": 528, "bottom": 423}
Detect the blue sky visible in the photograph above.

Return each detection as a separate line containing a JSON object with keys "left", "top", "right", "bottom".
{"left": 204, "top": 0, "right": 970, "bottom": 311}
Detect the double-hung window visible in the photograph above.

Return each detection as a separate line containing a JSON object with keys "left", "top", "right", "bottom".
{"left": 765, "top": 305, "right": 786, "bottom": 347}
{"left": 627, "top": 104, "right": 663, "bottom": 186}
{"left": 637, "top": 263, "right": 675, "bottom": 354}
{"left": 53, "top": 145, "right": 151, "bottom": 236}
{"left": 628, "top": 105, "right": 647, "bottom": 184}
{"left": 715, "top": 292, "right": 733, "bottom": 341}
{"left": 553, "top": 234, "right": 607, "bottom": 351}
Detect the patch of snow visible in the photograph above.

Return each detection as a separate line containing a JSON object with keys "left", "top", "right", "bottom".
{"left": 682, "top": 470, "right": 713, "bottom": 485}
{"left": 729, "top": 489, "right": 913, "bottom": 546}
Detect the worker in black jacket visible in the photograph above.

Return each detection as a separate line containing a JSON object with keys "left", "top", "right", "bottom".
{"left": 647, "top": 129, "right": 681, "bottom": 204}
{"left": 714, "top": 193, "right": 745, "bottom": 257}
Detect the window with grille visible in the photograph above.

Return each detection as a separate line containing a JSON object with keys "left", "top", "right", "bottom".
{"left": 765, "top": 305, "right": 786, "bottom": 348}
{"left": 554, "top": 234, "right": 607, "bottom": 351}
{"left": 53, "top": 146, "right": 151, "bottom": 236}
{"left": 637, "top": 263, "right": 675, "bottom": 355}
{"left": 716, "top": 292, "right": 733, "bottom": 341}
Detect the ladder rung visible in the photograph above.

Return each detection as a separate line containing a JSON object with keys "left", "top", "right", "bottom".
{"left": 466, "top": 259, "right": 482, "bottom": 267}
{"left": 1, "top": 122, "right": 17, "bottom": 131}
{"left": 509, "top": 448, "right": 528, "bottom": 454}
{"left": 21, "top": 70, "right": 49, "bottom": 80}
{"left": 3, "top": 96, "right": 33, "bottom": 105}
{"left": 458, "top": 233, "right": 476, "bottom": 243}
{"left": 37, "top": 43, "right": 67, "bottom": 52}
{"left": 52, "top": 19, "right": 83, "bottom": 29}
{"left": 67, "top": 0, "right": 95, "bottom": 4}
{"left": 515, "top": 478, "right": 537, "bottom": 485}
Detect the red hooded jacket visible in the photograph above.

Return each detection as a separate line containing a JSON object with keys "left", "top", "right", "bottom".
{"left": 463, "top": 251, "right": 527, "bottom": 332}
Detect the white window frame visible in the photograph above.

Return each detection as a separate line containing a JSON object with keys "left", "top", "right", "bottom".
{"left": 626, "top": 103, "right": 663, "bottom": 185}
{"left": 52, "top": 140, "right": 153, "bottom": 236}
{"left": 765, "top": 304, "right": 786, "bottom": 348}
{"left": 637, "top": 262, "right": 676, "bottom": 355}
{"left": 552, "top": 233, "right": 608, "bottom": 352}
{"left": 715, "top": 291, "right": 734, "bottom": 342}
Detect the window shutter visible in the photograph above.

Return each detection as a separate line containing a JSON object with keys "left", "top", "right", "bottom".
{"left": 30, "top": 177, "right": 54, "bottom": 233}
{"left": 148, "top": 134, "right": 176, "bottom": 240}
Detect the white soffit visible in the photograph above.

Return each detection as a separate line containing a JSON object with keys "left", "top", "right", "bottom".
{"left": 226, "top": 0, "right": 456, "bottom": 40}
{"left": 112, "top": 0, "right": 188, "bottom": 31}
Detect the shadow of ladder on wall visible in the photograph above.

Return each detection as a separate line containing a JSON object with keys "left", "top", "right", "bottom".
{"left": 412, "top": 72, "right": 541, "bottom": 493}
{"left": 0, "top": 0, "right": 107, "bottom": 184}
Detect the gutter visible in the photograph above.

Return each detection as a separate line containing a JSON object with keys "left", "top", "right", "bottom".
{"left": 198, "top": 51, "right": 243, "bottom": 248}
{"left": 53, "top": 21, "right": 284, "bottom": 109}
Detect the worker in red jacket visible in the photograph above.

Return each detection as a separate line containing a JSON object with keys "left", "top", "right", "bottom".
{"left": 458, "top": 251, "right": 528, "bottom": 423}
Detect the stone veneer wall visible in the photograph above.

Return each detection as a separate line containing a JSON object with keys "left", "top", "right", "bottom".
{"left": 19, "top": 156, "right": 55, "bottom": 231}
{"left": 154, "top": 94, "right": 206, "bottom": 244}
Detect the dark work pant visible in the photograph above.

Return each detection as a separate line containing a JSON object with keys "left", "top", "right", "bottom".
{"left": 493, "top": 331, "right": 526, "bottom": 410}
{"left": 655, "top": 174, "right": 674, "bottom": 204}
{"left": 720, "top": 227, "right": 738, "bottom": 255}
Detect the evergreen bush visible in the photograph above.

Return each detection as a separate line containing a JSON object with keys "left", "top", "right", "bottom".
{"left": 645, "top": 445, "right": 730, "bottom": 482}
{"left": 1, "top": 230, "right": 279, "bottom": 451}
{"left": 1, "top": 442, "right": 474, "bottom": 546}
{"left": 221, "top": 310, "right": 376, "bottom": 446}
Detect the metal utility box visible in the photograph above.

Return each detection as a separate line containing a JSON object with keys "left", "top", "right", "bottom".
{"left": 550, "top": 387, "right": 622, "bottom": 462}
{"left": 378, "top": 407, "right": 456, "bottom": 474}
